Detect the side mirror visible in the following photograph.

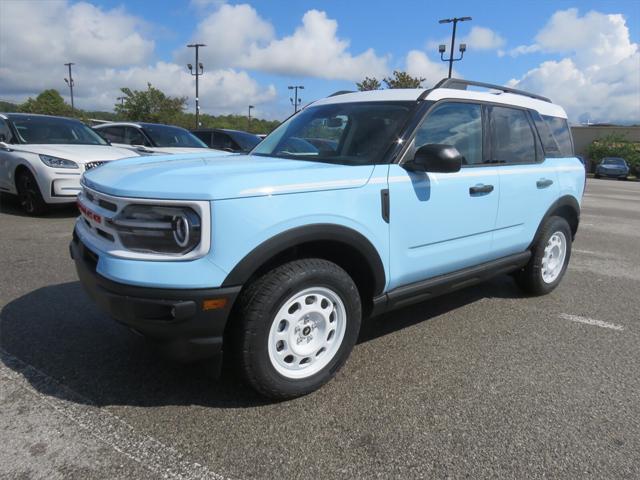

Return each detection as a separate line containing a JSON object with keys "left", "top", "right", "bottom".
{"left": 403, "top": 144, "right": 463, "bottom": 173}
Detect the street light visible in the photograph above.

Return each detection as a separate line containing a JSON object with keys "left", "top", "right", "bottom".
{"left": 187, "top": 43, "right": 206, "bottom": 127}
{"left": 288, "top": 85, "right": 304, "bottom": 113}
{"left": 64, "top": 62, "right": 75, "bottom": 111}
{"left": 117, "top": 96, "right": 125, "bottom": 107}
{"left": 248, "top": 105, "right": 254, "bottom": 130}
{"left": 438, "top": 16, "right": 472, "bottom": 78}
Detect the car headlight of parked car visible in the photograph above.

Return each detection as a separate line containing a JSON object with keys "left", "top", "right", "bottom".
{"left": 39, "top": 154, "right": 79, "bottom": 169}
{"left": 108, "top": 204, "right": 202, "bottom": 255}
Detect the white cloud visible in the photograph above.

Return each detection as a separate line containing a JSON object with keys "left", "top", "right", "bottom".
{"left": 428, "top": 26, "right": 505, "bottom": 53}
{"left": 0, "top": 0, "right": 276, "bottom": 116}
{"left": 509, "top": 9, "right": 640, "bottom": 124}
{"left": 237, "top": 10, "right": 388, "bottom": 81}
{"left": 405, "top": 50, "right": 451, "bottom": 85}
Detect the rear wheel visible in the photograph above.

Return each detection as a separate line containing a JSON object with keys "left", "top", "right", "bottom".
{"left": 235, "top": 258, "right": 361, "bottom": 399}
{"left": 514, "top": 216, "right": 572, "bottom": 296}
{"left": 16, "top": 169, "right": 48, "bottom": 215}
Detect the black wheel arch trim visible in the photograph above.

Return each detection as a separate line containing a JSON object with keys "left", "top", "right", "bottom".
{"left": 529, "top": 194, "right": 580, "bottom": 249}
{"left": 221, "top": 223, "right": 386, "bottom": 295}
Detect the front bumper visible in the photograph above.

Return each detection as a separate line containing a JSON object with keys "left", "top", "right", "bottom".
{"left": 70, "top": 231, "right": 241, "bottom": 367}
{"left": 597, "top": 169, "right": 628, "bottom": 178}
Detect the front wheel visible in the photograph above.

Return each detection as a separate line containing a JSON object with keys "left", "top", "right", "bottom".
{"left": 235, "top": 258, "right": 361, "bottom": 399}
{"left": 514, "top": 216, "right": 572, "bottom": 296}
{"left": 16, "top": 170, "right": 48, "bottom": 215}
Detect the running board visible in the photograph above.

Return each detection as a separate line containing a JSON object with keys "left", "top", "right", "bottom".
{"left": 371, "top": 251, "right": 531, "bottom": 316}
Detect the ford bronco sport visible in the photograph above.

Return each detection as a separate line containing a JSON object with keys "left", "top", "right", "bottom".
{"left": 71, "top": 79, "right": 585, "bottom": 399}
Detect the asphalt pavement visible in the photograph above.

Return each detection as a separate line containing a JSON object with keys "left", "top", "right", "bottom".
{"left": 1, "top": 178, "right": 639, "bottom": 479}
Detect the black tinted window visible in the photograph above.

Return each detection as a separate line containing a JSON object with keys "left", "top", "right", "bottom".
{"left": 489, "top": 106, "right": 536, "bottom": 163}
{"left": 99, "top": 126, "right": 125, "bottom": 143}
{"left": 192, "top": 131, "right": 212, "bottom": 146}
{"left": 126, "top": 127, "right": 148, "bottom": 146}
{"left": 414, "top": 102, "right": 483, "bottom": 165}
{"left": 542, "top": 115, "right": 573, "bottom": 157}
{"left": 531, "top": 111, "right": 561, "bottom": 157}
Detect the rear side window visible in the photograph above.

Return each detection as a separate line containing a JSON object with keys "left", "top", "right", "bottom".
{"left": 414, "top": 102, "right": 483, "bottom": 165}
{"left": 0, "top": 119, "right": 13, "bottom": 143}
{"left": 98, "top": 126, "right": 125, "bottom": 143}
{"left": 489, "top": 106, "right": 536, "bottom": 163}
{"left": 541, "top": 115, "right": 574, "bottom": 157}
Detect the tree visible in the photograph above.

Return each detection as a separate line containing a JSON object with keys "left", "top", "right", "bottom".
{"left": 383, "top": 71, "right": 425, "bottom": 89}
{"left": 115, "top": 83, "right": 187, "bottom": 123}
{"left": 356, "top": 77, "right": 382, "bottom": 91}
{"left": 20, "top": 89, "right": 72, "bottom": 116}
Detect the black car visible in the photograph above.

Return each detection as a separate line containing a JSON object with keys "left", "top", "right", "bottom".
{"left": 595, "top": 157, "right": 630, "bottom": 180}
{"left": 191, "top": 128, "right": 262, "bottom": 153}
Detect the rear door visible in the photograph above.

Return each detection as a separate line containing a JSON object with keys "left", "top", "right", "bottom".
{"left": 490, "top": 106, "right": 560, "bottom": 256}
{"left": 0, "top": 118, "right": 16, "bottom": 192}
{"left": 387, "top": 101, "right": 500, "bottom": 289}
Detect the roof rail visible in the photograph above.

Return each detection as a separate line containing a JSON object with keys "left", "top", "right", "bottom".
{"left": 328, "top": 90, "right": 355, "bottom": 97}
{"left": 434, "top": 78, "right": 551, "bottom": 103}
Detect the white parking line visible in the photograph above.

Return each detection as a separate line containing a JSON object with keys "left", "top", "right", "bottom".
{"left": 558, "top": 313, "right": 624, "bottom": 331}
{"left": 0, "top": 348, "right": 226, "bottom": 480}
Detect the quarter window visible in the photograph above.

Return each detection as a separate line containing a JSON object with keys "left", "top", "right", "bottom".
{"left": 542, "top": 115, "right": 574, "bottom": 157}
{"left": 489, "top": 106, "right": 536, "bottom": 164}
{"left": 414, "top": 102, "right": 483, "bottom": 165}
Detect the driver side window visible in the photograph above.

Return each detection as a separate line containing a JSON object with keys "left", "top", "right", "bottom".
{"left": 0, "top": 119, "right": 14, "bottom": 143}
{"left": 413, "top": 102, "right": 483, "bottom": 165}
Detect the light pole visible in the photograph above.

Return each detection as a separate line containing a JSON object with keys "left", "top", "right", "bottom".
{"left": 288, "top": 85, "right": 304, "bottom": 113}
{"left": 438, "top": 16, "right": 472, "bottom": 78}
{"left": 117, "top": 96, "right": 125, "bottom": 107}
{"left": 187, "top": 43, "right": 206, "bottom": 127}
{"left": 248, "top": 105, "right": 254, "bottom": 130}
{"left": 64, "top": 62, "right": 75, "bottom": 110}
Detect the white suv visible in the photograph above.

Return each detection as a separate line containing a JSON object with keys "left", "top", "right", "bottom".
{"left": 0, "top": 113, "right": 138, "bottom": 215}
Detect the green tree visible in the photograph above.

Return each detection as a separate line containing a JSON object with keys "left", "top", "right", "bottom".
{"left": 115, "top": 83, "right": 187, "bottom": 123}
{"left": 356, "top": 77, "right": 382, "bottom": 91}
{"left": 383, "top": 70, "right": 425, "bottom": 89}
{"left": 20, "top": 89, "right": 72, "bottom": 116}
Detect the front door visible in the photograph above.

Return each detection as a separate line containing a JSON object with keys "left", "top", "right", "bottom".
{"left": 387, "top": 101, "right": 500, "bottom": 290}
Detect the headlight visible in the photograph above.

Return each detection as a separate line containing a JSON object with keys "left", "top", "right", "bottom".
{"left": 109, "top": 205, "right": 202, "bottom": 255}
{"left": 39, "top": 154, "right": 79, "bottom": 169}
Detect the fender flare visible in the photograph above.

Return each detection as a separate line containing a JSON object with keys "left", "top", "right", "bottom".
{"left": 529, "top": 195, "right": 581, "bottom": 249}
{"left": 221, "top": 223, "right": 386, "bottom": 295}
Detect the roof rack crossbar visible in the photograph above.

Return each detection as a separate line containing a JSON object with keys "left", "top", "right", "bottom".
{"left": 434, "top": 78, "right": 551, "bottom": 103}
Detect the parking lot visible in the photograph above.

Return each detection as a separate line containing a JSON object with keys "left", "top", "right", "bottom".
{"left": 1, "top": 178, "right": 639, "bottom": 479}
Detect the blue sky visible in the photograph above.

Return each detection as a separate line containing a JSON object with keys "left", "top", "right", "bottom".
{"left": 1, "top": 0, "right": 638, "bottom": 123}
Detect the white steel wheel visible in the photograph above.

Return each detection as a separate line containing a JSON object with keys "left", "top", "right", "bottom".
{"left": 541, "top": 231, "right": 567, "bottom": 284}
{"left": 267, "top": 286, "right": 347, "bottom": 379}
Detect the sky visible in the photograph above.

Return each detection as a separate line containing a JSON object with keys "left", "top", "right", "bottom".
{"left": 0, "top": 0, "right": 638, "bottom": 124}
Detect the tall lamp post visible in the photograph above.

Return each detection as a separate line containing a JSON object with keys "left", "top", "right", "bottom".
{"left": 438, "top": 16, "right": 472, "bottom": 78}
{"left": 64, "top": 62, "right": 75, "bottom": 111}
{"left": 248, "top": 105, "right": 254, "bottom": 130}
{"left": 187, "top": 43, "right": 206, "bottom": 127}
{"left": 117, "top": 96, "right": 125, "bottom": 107}
{"left": 288, "top": 85, "right": 304, "bottom": 113}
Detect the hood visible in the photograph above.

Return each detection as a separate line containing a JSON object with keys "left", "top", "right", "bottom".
{"left": 11, "top": 144, "right": 139, "bottom": 163}
{"left": 82, "top": 153, "right": 375, "bottom": 201}
{"left": 147, "top": 147, "right": 224, "bottom": 154}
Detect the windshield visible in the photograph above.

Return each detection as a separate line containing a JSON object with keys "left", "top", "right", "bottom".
{"left": 143, "top": 124, "right": 208, "bottom": 148}
{"left": 229, "top": 131, "right": 262, "bottom": 151}
{"left": 10, "top": 115, "right": 108, "bottom": 145}
{"left": 251, "top": 101, "right": 415, "bottom": 165}
{"left": 603, "top": 157, "right": 625, "bottom": 165}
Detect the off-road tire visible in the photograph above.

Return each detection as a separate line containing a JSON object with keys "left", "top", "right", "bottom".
{"left": 235, "top": 258, "right": 361, "bottom": 400}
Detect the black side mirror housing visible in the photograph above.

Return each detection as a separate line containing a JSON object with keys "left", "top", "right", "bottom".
{"left": 402, "top": 144, "right": 463, "bottom": 173}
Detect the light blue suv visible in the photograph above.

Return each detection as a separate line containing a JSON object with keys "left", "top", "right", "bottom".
{"left": 71, "top": 79, "right": 585, "bottom": 399}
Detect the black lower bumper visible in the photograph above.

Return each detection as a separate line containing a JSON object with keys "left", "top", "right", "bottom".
{"left": 70, "top": 233, "right": 241, "bottom": 367}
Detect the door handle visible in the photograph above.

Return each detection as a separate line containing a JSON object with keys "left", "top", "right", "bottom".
{"left": 536, "top": 178, "right": 554, "bottom": 189}
{"left": 469, "top": 184, "right": 494, "bottom": 195}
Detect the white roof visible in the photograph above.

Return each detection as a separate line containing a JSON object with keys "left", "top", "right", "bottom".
{"left": 312, "top": 85, "right": 567, "bottom": 119}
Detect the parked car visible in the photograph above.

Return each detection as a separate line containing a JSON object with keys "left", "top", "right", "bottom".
{"left": 594, "top": 157, "right": 629, "bottom": 179}
{"left": 92, "top": 122, "right": 224, "bottom": 155}
{"left": 71, "top": 78, "right": 585, "bottom": 399}
{"left": 191, "top": 128, "right": 262, "bottom": 153}
{"left": 0, "top": 113, "right": 138, "bottom": 215}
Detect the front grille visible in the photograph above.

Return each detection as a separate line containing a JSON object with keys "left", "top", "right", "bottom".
{"left": 85, "top": 161, "right": 106, "bottom": 170}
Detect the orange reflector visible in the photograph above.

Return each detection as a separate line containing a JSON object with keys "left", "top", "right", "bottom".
{"left": 203, "top": 298, "right": 227, "bottom": 311}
